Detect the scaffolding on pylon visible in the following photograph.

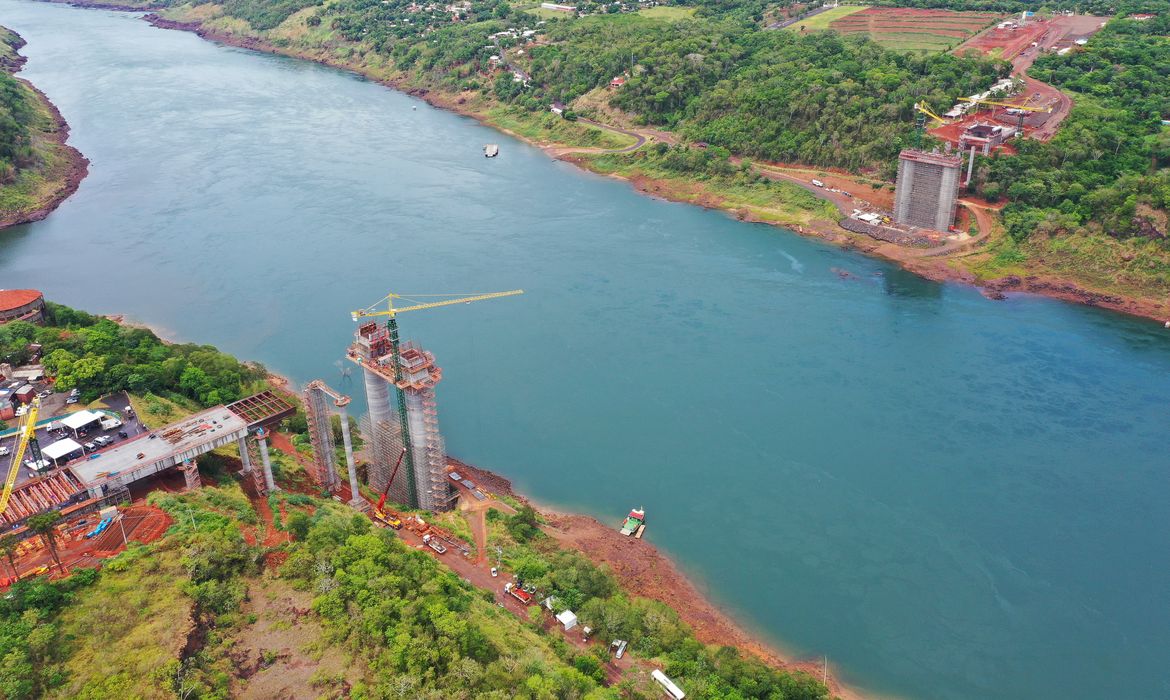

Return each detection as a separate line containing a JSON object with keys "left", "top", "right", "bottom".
{"left": 304, "top": 381, "right": 342, "bottom": 493}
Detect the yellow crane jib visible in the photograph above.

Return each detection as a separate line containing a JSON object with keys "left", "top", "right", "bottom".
{"left": 957, "top": 97, "right": 1051, "bottom": 113}
{"left": 351, "top": 289, "right": 525, "bottom": 322}
{"left": 0, "top": 399, "right": 40, "bottom": 516}
{"left": 913, "top": 101, "right": 949, "bottom": 125}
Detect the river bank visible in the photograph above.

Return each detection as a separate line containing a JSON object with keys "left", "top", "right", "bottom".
{"left": 448, "top": 458, "right": 870, "bottom": 700}
{"left": 131, "top": 6, "right": 1169, "bottom": 327}
{"left": 0, "top": 26, "right": 88, "bottom": 229}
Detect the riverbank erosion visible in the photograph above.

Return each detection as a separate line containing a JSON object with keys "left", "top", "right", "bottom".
{"left": 451, "top": 459, "right": 867, "bottom": 700}
{"left": 0, "top": 26, "right": 88, "bottom": 229}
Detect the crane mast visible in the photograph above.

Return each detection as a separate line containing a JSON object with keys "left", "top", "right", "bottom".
{"left": 351, "top": 289, "right": 523, "bottom": 508}
{"left": 0, "top": 400, "right": 40, "bottom": 516}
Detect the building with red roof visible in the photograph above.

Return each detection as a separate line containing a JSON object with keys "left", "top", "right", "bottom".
{"left": 0, "top": 289, "right": 46, "bottom": 325}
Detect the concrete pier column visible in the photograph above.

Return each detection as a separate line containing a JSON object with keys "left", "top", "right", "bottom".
{"left": 238, "top": 437, "right": 253, "bottom": 473}
{"left": 337, "top": 408, "right": 364, "bottom": 509}
{"left": 257, "top": 432, "right": 277, "bottom": 492}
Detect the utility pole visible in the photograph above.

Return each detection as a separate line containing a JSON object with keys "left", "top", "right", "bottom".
{"left": 117, "top": 513, "right": 128, "bottom": 547}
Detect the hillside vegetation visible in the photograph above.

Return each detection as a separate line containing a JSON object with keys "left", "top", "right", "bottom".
{"left": 0, "top": 472, "right": 831, "bottom": 699}
{"left": 0, "top": 303, "right": 268, "bottom": 408}
{"left": 0, "top": 27, "right": 83, "bottom": 224}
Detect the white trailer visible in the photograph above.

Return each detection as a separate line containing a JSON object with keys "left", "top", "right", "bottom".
{"left": 651, "top": 669, "right": 685, "bottom": 699}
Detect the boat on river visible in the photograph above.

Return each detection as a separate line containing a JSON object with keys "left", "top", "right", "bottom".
{"left": 619, "top": 507, "right": 645, "bottom": 536}
{"left": 484, "top": 144, "right": 499, "bottom": 157}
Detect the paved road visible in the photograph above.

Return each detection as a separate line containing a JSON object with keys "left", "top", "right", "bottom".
{"left": 576, "top": 118, "right": 646, "bottom": 153}
{"left": 767, "top": 4, "right": 833, "bottom": 30}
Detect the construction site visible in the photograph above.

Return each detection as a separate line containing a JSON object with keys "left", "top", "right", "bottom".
{"left": 0, "top": 291, "right": 527, "bottom": 587}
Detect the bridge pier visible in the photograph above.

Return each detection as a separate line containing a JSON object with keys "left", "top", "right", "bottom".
{"left": 257, "top": 430, "right": 277, "bottom": 493}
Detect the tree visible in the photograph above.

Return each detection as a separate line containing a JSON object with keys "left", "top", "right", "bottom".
{"left": 286, "top": 510, "right": 312, "bottom": 541}
{"left": 26, "top": 511, "right": 63, "bottom": 572}
{"left": 0, "top": 534, "right": 19, "bottom": 579}
{"left": 506, "top": 505, "right": 541, "bottom": 542}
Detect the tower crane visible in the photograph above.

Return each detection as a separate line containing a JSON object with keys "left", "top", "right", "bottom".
{"left": 914, "top": 101, "right": 949, "bottom": 126}
{"left": 1, "top": 399, "right": 41, "bottom": 517}
{"left": 958, "top": 96, "right": 1051, "bottom": 131}
{"left": 350, "top": 289, "right": 523, "bottom": 508}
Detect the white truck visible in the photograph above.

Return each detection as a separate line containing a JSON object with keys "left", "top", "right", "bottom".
{"left": 422, "top": 534, "right": 447, "bottom": 554}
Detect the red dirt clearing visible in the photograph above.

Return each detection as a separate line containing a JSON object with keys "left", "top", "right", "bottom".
{"left": 830, "top": 8, "right": 1000, "bottom": 39}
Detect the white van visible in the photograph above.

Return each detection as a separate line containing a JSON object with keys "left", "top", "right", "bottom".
{"left": 811, "top": 179, "right": 825, "bottom": 188}
{"left": 99, "top": 416, "right": 122, "bottom": 431}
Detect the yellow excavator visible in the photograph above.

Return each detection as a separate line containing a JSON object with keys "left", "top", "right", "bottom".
{"left": 0, "top": 398, "right": 40, "bottom": 517}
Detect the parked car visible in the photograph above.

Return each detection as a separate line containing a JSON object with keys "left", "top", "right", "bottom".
{"left": 65, "top": 396, "right": 79, "bottom": 404}
{"left": 94, "top": 436, "right": 112, "bottom": 447}
{"left": 83, "top": 442, "right": 96, "bottom": 451}
{"left": 36, "top": 390, "right": 52, "bottom": 399}
{"left": 117, "top": 431, "right": 129, "bottom": 439}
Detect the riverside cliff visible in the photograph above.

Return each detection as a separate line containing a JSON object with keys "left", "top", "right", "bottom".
{"left": 0, "top": 26, "right": 88, "bottom": 229}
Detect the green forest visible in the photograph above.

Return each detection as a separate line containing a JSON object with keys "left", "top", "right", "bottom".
{"left": 0, "top": 473, "right": 831, "bottom": 699}
{"left": 138, "top": 0, "right": 1170, "bottom": 254}
{"left": 0, "top": 29, "right": 43, "bottom": 191}
{"left": 0, "top": 302, "right": 267, "bottom": 407}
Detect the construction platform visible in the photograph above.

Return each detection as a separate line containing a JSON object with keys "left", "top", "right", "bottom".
{"left": 68, "top": 406, "right": 248, "bottom": 493}
{"left": 225, "top": 390, "right": 296, "bottom": 430}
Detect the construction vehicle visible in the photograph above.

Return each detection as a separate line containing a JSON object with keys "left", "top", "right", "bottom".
{"left": 505, "top": 581, "right": 533, "bottom": 604}
{"left": 372, "top": 447, "right": 407, "bottom": 529}
{"left": 349, "top": 288, "right": 523, "bottom": 509}
{"left": 422, "top": 533, "right": 447, "bottom": 554}
{"left": 958, "top": 96, "right": 1051, "bottom": 131}
{"left": 0, "top": 398, "right": 40, "bottom": 517}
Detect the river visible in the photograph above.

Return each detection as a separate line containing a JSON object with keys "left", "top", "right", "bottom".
{"left": 2, "top": 2, "right": 1169, "bottom": 697}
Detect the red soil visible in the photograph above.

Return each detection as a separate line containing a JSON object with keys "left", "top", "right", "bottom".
{"left": 830, "top": 8, "right": 999, "bottom": 39}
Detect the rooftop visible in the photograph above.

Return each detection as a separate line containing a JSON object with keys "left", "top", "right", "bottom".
{"left": 899, "top": 149, "right": 962, "bottom": 167}
{"left": 0, "top": 289, "right": 43, "bottom": 312}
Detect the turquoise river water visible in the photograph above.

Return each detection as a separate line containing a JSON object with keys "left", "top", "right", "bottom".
{"left": 1, "top": 2, "right": 1169, "bottom": 697}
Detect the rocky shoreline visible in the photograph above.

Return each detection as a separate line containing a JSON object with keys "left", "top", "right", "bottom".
{"left": 448, "top": 458, "right": 867, "bottom": 700}
{"left": 0, "top": 29, "right": 89, "bottom": 230}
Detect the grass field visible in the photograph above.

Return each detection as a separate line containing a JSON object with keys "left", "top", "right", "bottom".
{"left": 525, "top": 5, "right": 575, "bottom": 18}
{"left": 784, "top": 4, "right": 869, "bottom": 32}
{"left": 827, "top": 7, "right": 1000, "bottom": 53}
{"left": 637, "top": 5, "right": 697, "bottom": 20}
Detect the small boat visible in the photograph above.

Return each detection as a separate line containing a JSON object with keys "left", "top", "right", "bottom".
{"left": 619, "top": 507, "right": 645, "bottom": 536}
{"left": 484, "top": 144, "right": 499, "bottom": 158}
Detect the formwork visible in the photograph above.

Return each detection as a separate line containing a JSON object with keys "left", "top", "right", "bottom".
{"left": 349, "top": 325, "right": 454, "bottom": 511}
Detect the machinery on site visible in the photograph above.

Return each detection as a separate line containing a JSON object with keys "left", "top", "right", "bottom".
{"left": 958, "top": 96, "right": 1051, "bottom": 131}
{"left": 504, "top": 581, "right": 534, "bottom": 604}
{"left": 0, "top": 398, "right": 41, "bottom": 517}
{"left": 372, "top": 447, "right": 407, "bottom": 529}
{"left": 914, "top": 101, "right": 949, "bottom": 127}
{"left": 349, "top": 288, "right": 523, "bottom": 511}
